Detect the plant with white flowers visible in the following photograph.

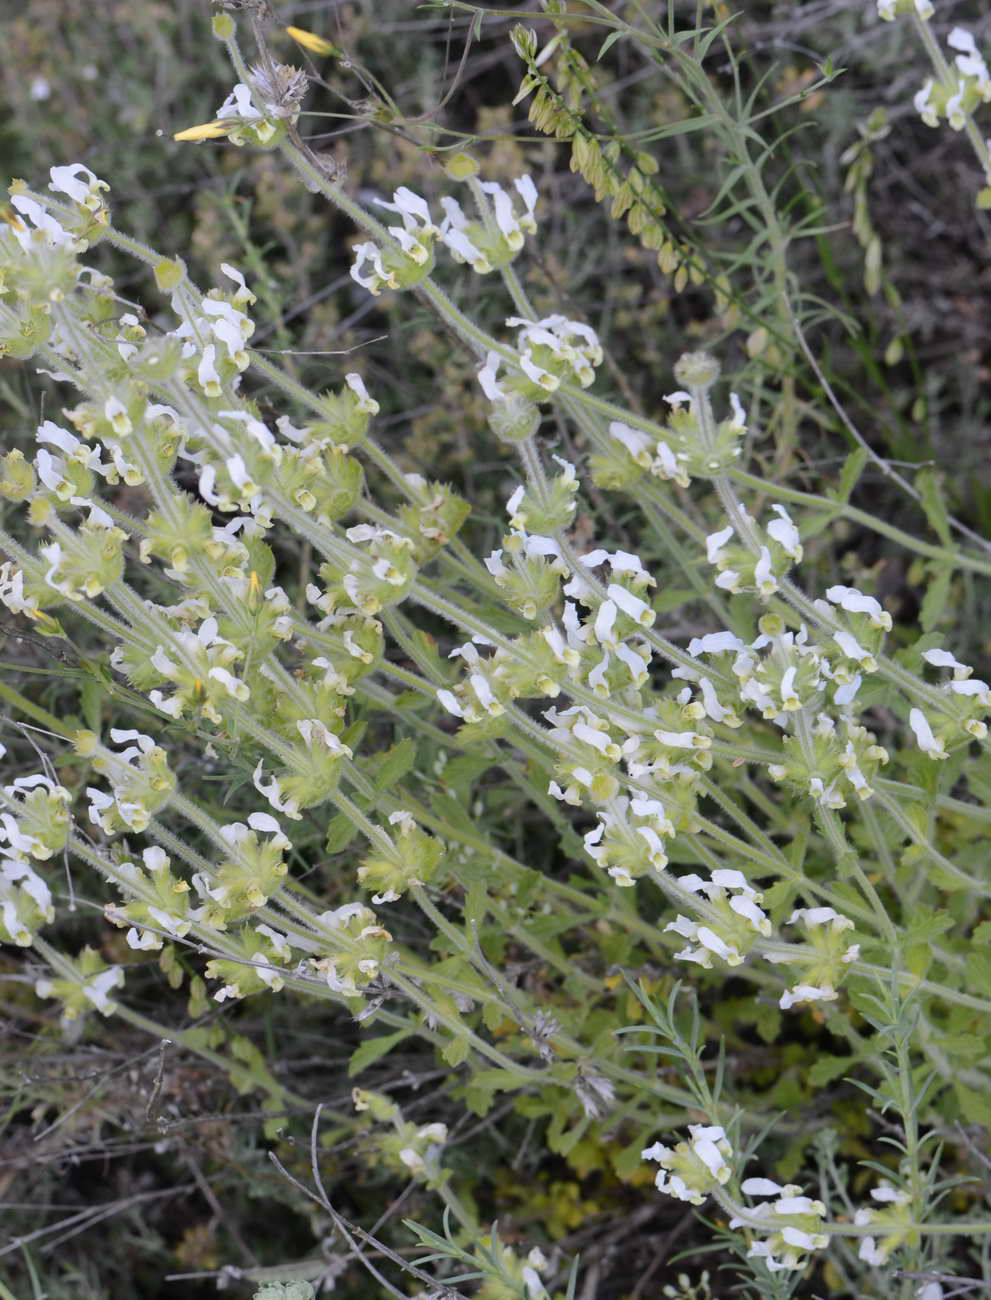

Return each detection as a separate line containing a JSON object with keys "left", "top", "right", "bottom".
{"left": 3, "top": 5, "right": 991, "bottom": 1296}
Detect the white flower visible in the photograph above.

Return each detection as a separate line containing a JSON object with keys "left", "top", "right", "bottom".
{"left": 688, "top": 631, "right": 745, "bottom": 657}
{"left": 825, "top": 584, "right": 892, "bottom": 630}
{"left": 922, "top": 647, "right": 971, "bottom": 678}
{"left": 779, "top": 983, "right": 837, "bottom": 1010}
{"left": 728, "top": 392, "right": 747, "bottom": 430}
{"left": 664, "top": 390, "right": 691, "bottom": 410}
{"left": 373, "top": 186, "right": 437, "bottom": 237}
{"left": 208, "top": 665, "right": 250, "bottom": 700}
{"left": 593, "top": 599, "right": 618, "bottom": 647}
{"left": 642, "top": 1124, "right": 733, "bottom": 1204}
{"left": 8, "top": 194, "right": 75, "bottom": 250}
{"left": 909, "top": 707, "right": 948, "bottom": 760}
{"left": 218, "top": 82, "right": 263, "bottom": 122}
{"left": 754, "top": 546, "right": 777, "bottom": 597}
{"left": 946, "top": 86, "right": 966, "bottom": 130}
{"left": 479, "top": 176, "right": 538, "bottom": 249}
{"left": 705, "top": 525, "right": 734, "bottom": 565}
{"left": 508, "top": 314, "right": 601, "bottom": 389}
{"left": 609, "top": 420, "right": 654, "bottom": 464}
{"left": 221, "top": 262, "right": 256, "bottom": 306}
{"left": 296, "top": 718, "right": 353, "bottom": 755}
{"left": 607, "top": 583, "right": 655, "bottom": 626}
{"left": 914, "top": 79, "right": 938, "bottom": 127}
{"left": 350, "top": 241, "right": 395, "bottom": 294}
{"left": 197, "top": 343, "right": 222, "bottom": 396}
{"left": 252, "top": 761, "right": 302, "bottom": 819}
{"left": 519, "top": 350, "right": 558, "bottom": 390}
{"left": 766, "top": 505, "right": 801, "bottom": 558}
{"left": 438, "top": 196, "right": 491, "bottom": 270}
{"left": 833, "top": 629, "right": 875, "bottom": 668}
{"left": 949, "top": 28, "right": 990, "bottom": 95}
{"left": 731, "top": 1179, "right": 829, "bottom": 1272}
{"left": 49, "top": 164, "right": 109, "bottom": 211}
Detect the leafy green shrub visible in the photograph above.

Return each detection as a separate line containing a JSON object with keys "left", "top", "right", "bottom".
{"left": 2, "top": 3, "right": 991, "bottom": 1298}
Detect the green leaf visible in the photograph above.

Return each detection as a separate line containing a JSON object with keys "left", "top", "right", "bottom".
{"left": 800, "top": 509, "right": 839, "bottom": 540}
{"left": 755, "top": 1000, "right": 781, "bottom": 1044}
{"left": 763, "top": 879, "right": 798, "bottom": 917}
{"left": 325, "top": 813, "right": 359, "bottom": 855}
{"left": 482, "top": 998, "right": 506, "bottom": 1033}
{"left": 371, "top": 737, "right": 416, "bottom": 792}
{"left": 835, "top": 447, "right": 869, "bottom": 505}
{"left": 955, "top": 1082, "right": 991, "bottom": 1128}
{"left": 80, "top": 670, "right": 105, "bottom": 733}
{"left": 442, "top": 1035, "right": 470, "bottom": 1067}
{"left": 808, "top": 1055, "right": 856, "bottom": 1087}
{"left": 431, "top": 792, "right": 478, "bottom": 835}
{"left": 348, "top": 1030, "right": 411, "bottom": 1077}
{"left": 596, "top": 30, "right": 625, "bottom": 60}
{"left": 548, "top": 1115, "right": 589, "bottom": 1157}
{"left": 919, "top": 566, "right": 952, "bottom": 633}
{"left": 903, "top": 908, "right": 955, "bottom": 945}
{"left": 391, "top": 690, "right": 430, "bottom": 711}
{"left": 965, "top": 948, "right": 991, "bottom": 992}
{"left": 442, "top": 751, "right": 495, "bottom": 795}
{"left": 465, "top": 880, "right": 488, "bottom": 928}
{"left": 613, "top": 1137, "right": 649, "bottom": 1180}
{"left": 916, "top": 467, "right": 952, "bottom": 546}
{"left": 462, "top": 1068, "right": 521, "bottom": 1115}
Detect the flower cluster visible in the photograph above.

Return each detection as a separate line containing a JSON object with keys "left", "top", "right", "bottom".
{"left": 704, "top": 504, "right": 802, "bottom": 600}
{"left": 595, "top": 388, "right": 746, "bottom": 490}
{"left": 352, "top": 1088, "right": 448, "bottom": 1183}
{"left": 2, "top": 101, "right": 986, "bottom": 1300}
{"left": 349, "top": 172, "right": 539, "bottom": 295}
{"left": 0, "top": 750, "right": 59, "bottom": 947}
{"left": 665, "top": 870, "right": 772, "bottom": 969}
{"left": 35, "top": 947, "right": 124, "bottom": 1021}
{"left": 914, "top": 28, "right": 990, "bottom": 133}
{"left": 311, "top": 903, "right": 393, "bottom": 997}
{"left": 79, "top": 728, "right": 176, "bottom": 834}
{"left": 480, "top": 315, "right": 603, "bottom": 399}
{"left": 730, "top": 1178, "right": 829, "bottom": 1273}
{"left": 907, "top": 647, "right": 991, "bottom": 757}
{"left": 206, "top": 924, "right": 294, "bottom": 1001}
{"left": 854, "top": 1182, "right": 916, "bottom": 1265}
{"left": 766, "top": 908, "right": 860, "bottom": 1009}
{"left": 105, "top": 846, "right": 194, "bottom": 951}
{"left": 357, "top": 810, "right": 444, "bottom": 903}
{"left": 641, "top": 1124, "right": 733, "bottom": 1204}
{"left": 351, "top": 187, "right": 439, "bottom": 294}
{"left": 174, "top": 65, "right": 309, "bottom": 148}
{"left": 440, "top": 175, "right": 538, "bottom": 271}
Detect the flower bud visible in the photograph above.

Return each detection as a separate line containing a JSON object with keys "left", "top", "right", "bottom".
{"left": 673, "top": 350, "right": 720, "bottom": 389}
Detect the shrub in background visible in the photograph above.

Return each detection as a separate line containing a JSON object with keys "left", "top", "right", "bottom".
{"left": 2, "top": 2, "right": 991, "bottom": 1297}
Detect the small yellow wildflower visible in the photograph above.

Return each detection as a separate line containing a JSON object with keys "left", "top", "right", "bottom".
{"left": 173, "top": 120, "right": 229, "bottom": 142}
{"left": 285, "top": 26, "right": 341, "bottom": 57}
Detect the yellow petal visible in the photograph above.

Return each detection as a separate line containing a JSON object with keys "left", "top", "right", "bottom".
{"left": 0, "top": 204, "right": 26, "bottom": 231}
{"left": 173, "top": 120, "right": 228, "bottom": 142}
{"left": 285, "top": 25, "right": 340, "bottom": 56}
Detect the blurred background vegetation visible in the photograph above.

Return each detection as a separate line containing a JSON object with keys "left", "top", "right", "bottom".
{"left": 1, "top": 1, "right": 990, "bottom": 1296}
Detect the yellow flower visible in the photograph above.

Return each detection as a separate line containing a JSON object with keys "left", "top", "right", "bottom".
{"left": 173, "top": 120, "right": 229, "bottom": 142}
{"left": 285, "top": 26, "right": 341, "bottom": 57}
